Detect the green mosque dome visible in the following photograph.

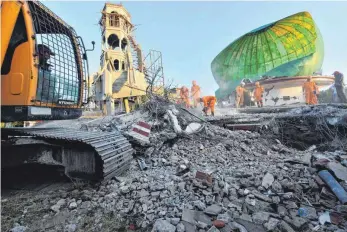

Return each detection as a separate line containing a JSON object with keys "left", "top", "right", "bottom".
{"left": 211, "top": 11, "right": 324, "bottom": 99}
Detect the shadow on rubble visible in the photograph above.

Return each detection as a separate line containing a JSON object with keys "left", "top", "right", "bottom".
{"left": 1, "top": 164, "right": 70, "bottom": 194}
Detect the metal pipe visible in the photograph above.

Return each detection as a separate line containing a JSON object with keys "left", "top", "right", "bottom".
{"left": 319, "top": 170, "right": 347, "bottom": 205}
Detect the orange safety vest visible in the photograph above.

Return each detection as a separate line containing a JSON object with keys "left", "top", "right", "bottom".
{"left": 254, "top": 86, "right": 264, "bottom": 101}
{"left": 236, "top": 86, "right": 245, "bottom": 97}
{"left": 191, "top": 85, "right": 201, "bottom": 98}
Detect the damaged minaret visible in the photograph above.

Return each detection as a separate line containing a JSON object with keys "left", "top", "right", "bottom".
{"left": 95, "top": 3, "right": 147, "bottom": 115}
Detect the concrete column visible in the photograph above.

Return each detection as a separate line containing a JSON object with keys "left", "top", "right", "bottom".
{"left": 124, "top": 98, "right": 130, "bottom": 113}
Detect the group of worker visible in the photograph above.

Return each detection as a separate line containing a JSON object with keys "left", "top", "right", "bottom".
{"left": 178, "top": 71, "right": 346, "bottom": 117}
{"left": 179, "top": 81, "right": 201, "bottom": 108}
{"left": 235, "top": 82, "right": 264, "bottom": 108}
{"left": 235, "top": 76, "right": 329, "bottom": 107}
{"left": 302, "top": 72, "right": 347, "bottom": 105}
{"left": 178, "top": 81, "right": 217, "bottom": 116}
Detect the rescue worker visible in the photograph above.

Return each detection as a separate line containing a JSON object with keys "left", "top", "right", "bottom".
{"left": 180, "top": 86, "right": 190, "bottom": 108}
{"left": 191, "top": 80, "right": 201, "bottom": 108}
{"left": 332, "top": 71, "right": 347, "bottom": 103}
{"left": 253, "top": 82, "right": 264, "bottom": 107}
{"left": 235, "top": 83, "right": 246, "bottom": 108}
{"left": 200, "top": 96, "right": 217, "bottom": 116}
{"left": 302, "top": 76, "right": 319, "bottom": 105}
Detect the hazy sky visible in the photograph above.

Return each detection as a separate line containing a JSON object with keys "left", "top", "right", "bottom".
{"left": 43, "top": 1, "right": 347, "bottom": 95}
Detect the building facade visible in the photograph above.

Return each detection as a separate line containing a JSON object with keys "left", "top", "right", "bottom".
{"left": 94, "top": 3, "right": 147, "bottom": 115}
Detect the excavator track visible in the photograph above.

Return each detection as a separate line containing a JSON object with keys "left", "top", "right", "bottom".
{"left": 1, "top": 128, "right": 134, "bottom": 182}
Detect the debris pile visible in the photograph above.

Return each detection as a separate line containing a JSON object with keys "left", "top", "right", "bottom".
{"left": 2, "top": 101, "right": 347, "bottom": 232}
{"left": 268, "top": 105, "right": 347, "bottom": 151}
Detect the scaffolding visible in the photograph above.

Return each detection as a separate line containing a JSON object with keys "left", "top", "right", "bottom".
{"left": 143, "top": 50, "right": 165, "bottom": 94}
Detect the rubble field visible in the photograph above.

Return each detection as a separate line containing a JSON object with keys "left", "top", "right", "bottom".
{"left": 2, "top": 102, "right": 347, "bottom": 232}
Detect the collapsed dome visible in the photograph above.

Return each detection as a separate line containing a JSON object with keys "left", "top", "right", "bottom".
{"left": 211, "top": 11, "right": 324, "bottom": 99}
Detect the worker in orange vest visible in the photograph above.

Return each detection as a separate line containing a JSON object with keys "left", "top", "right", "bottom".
{"left": 191, "top": 80, "right": 201, "bottom": 108}
{"left": 253, "top": 82, "right": 264, "bottom": 107}
{"left": 200, "top": 96, "right": 217, "bottom": 116}
{"left": 235, "top": 83, "right": 247, "bottom": 108}
{"left": 180, "top": 86, "right": 190, "bottom": 108}
{"left": 302, "top": 77, "right": 319, "bottom": 105}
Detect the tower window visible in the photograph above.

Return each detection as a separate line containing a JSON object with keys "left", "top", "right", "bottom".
{"left": 122, "top": 61, "right": 125, "bottom": 70}
{"left": 109, "top": 11, "right": 119, "bottom": 27}
{"left": 121, "top": 38, "right": 127, "bottom": 51}
{"left": 114, "top": 59, "right": 119, "bottom": 71}
{"left": 107, "top": 34, "right": 119, "bottom": 50}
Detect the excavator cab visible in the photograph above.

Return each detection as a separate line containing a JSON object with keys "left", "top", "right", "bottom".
{"left": 1, "top": 1, "right": 91, "bottom": 122}
{"left": 1, "top": 1, "right": 134, "bottom": 182}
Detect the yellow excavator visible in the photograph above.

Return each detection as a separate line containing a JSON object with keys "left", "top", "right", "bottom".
{"left": 1, "top": 1, "right": 133, "bottom": 181}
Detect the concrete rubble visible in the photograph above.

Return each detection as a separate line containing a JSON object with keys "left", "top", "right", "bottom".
{"left": 2, "top": 103, "right": 347, "bottom": 231}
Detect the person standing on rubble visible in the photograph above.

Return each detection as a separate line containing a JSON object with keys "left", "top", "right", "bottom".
{"left": 180, "top": 86, "right": 190, "bottom": 108}
{"left": 200, "top": 96, "right": 216, "bottom": 116}
{"left": 235, "top": 83, "right": 247, "bottom": 108}
{"left": 191, "top": 80, "right": 201, "bottom": 108}
{"left": 302, "top": 76, "right": 319, "bottom": 105}
{"left": 332, "top": 71, "right": 347, "bottom": 103}
{"left": 253, "top": 81, "right": 264, "bottom": 107}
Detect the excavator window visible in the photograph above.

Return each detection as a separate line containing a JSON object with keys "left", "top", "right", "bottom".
{"left": 28, "top": 1, "right": 86, "bottom": 107}
{"left": 1, "top": 9, "right": 28, "bottom": 75}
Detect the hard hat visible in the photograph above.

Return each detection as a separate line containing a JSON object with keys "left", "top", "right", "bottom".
{"left": 241, "top": 82, "right": 245, "bottom": 86}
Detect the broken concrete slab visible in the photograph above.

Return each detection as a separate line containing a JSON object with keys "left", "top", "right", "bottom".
{"left": 219, "top": 223, "right": 233, "bottom": 232}
{"left": 327, "top": 162, "right": 347, "bottom": 181}
{"left": 204, "top": 204, "right": 222, "bottom": 216}
{"left": 302, "top": 153, "right": 312, "bottom": 166}
{"left": 285, "top": 216, "right": 308, "bottom": 231}
{"left": 176, "top": 223, "right": 185, "bottom": 232}
{"left": 229, "top": 222, "right": 248, "bottom": 232}
{"left": 262, "top": 173, "right": 274, "bottom": 189}
{"left": 277, "top": 205, "right": 288, "bottom": 217}
{"left": 252, "top": 191, "right": 272, "bottom": 202}
{"left": 167, "top": 110, "right": 183, "bottom": 134}
{"left": 264, "top": 217, "right": 280, "bottom": 231}
{"left": 207, "top": 226, "right": 220, "bottom": 232}
{"left": 238, "top": 214, "right": 253, "bottom": 222}
{"left": 185, "top": 123, "right": 203, "bottom": 134}
{"left": 216, "top": 213, "right": 232, "bottom": 223}
{"left": 319, "top": 211, "right": 331, "bottom": 225}
{"left": 151, "top": 219, "right": 175, "bottom": 232}
{"left": 252, "top": 211, "right": 270, "bottom": 224}
{"left": 301, "top": 206, "right": 317, "bottom": 220}
{"left": 181, "top": 221, "right": 196, "bottom": 232}
{"left": 181, "top": 209, "right": 212, "bottom": 226}
{"left": 278, "top": 220, "right": 295, "bottom": 232}
{"left": 235, "top": 218, "right": 266, "bottom": 232}
{"left": 127, "top": 121, "right": 152, "bottom": 145}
